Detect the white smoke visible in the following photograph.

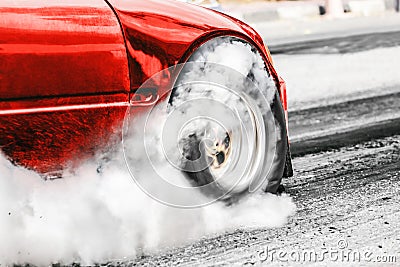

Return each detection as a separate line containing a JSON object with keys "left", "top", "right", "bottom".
{"left": 171, "top": 36, "right": 284, "bottom": 194}
{"left": 172, "top": 37, "right": 277, "bottom": 110}
{"left": 0, "top": 143, "right": 295, "bottom": 265}
{"left": 0, "top": 37, "right": 295, "bottom": 266}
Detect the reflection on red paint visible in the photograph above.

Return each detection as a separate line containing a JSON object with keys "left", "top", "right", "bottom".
{"left": 0, "top": 0, "right": 288, "bottom": 175}
{"left": 0, "top": 5, "right": 129, "bottom": 99}
{"left": 0, "top": 1, "right": 130, "bottom": 174}
{"left": 108, "top": 0, "right": 278, "bottom": 90}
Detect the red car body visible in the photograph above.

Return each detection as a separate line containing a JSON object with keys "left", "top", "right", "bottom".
{"left": 0, "top": 0, "right": 289, "bottom": 175}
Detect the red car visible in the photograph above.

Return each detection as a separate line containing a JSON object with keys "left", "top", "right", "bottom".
{"left": 0, "top": 0, "right": 292, "bottom": 201}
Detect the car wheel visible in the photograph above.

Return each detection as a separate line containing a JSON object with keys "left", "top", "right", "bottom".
{"left": 168, "top": 37, "right": 288, "bottom": 202}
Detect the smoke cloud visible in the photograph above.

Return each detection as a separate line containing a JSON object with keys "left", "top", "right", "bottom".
{"left": 0, "top": 36, "right": 295, "bottom": 266}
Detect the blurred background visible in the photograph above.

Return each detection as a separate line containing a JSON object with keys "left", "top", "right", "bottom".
{"left": 180, "top": 0, "right": 399, "bottom": 18}
{"left": 179, "top": 0, "right": 400, "bottom": 150}
{"left": 130, "top": 2, "right": 400, "bottom": 265}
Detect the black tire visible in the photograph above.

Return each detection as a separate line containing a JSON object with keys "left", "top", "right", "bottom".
{"left": 178, "top": 91, "right": 288, "bottom": 199}
{"left": 169, "top": 36, "right": 289, "bottom": 201}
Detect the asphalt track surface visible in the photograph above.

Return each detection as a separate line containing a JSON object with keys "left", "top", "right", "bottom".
{"left": 122, "top": 135, "right": 400, "bottom": 266}
{"left": 290, "top": 91, "right": 400, "bottom": 156}
{"left": 29, "top": 25, "right": 400, "bottom": 267}
{"left": 107, "top": 27, "right": 400, "bottom": 264}
{"left": 269, "top": 30, "right": 400, "bottom": 55}
{"left": 111, "top": 91, "right": 400, "bottom": 266}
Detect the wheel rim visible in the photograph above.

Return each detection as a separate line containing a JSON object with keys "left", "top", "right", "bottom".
{"left": 122, "top": 36, "right": 286, "bottom": 207}
{"left": 203, "top": 93, "right": 267, "bottom": 194}
{"left": 171, "top": 77, "right": 276, "bottom": 198}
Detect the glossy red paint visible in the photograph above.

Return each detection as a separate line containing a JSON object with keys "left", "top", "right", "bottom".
{"left": 108, "top": 0, "right": 287, "bottom": 115}
{"left": 0, "top": 0, "right": 288, "bottom": 175}
{"left": 107, "top": 0, "right": 281, "bottom": 93}
{"left": 0, "top": 0, "right": 130, "bottom": 174}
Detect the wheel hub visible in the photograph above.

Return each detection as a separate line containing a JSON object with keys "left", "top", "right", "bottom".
{"left": 204, "top": 132, "right": 231, "bottom": 169}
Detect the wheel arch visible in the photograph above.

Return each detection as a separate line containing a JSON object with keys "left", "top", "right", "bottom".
{"left": 176, "top": 32, "right": 293, "bottom": 179}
